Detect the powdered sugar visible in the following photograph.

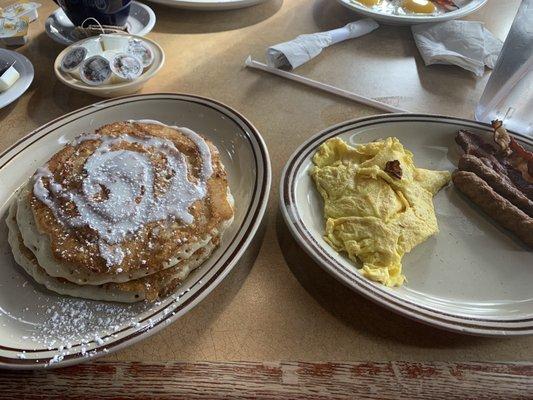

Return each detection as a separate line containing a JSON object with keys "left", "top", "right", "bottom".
{"left": 1, "top": 279, "right": 195, "bottom": 367}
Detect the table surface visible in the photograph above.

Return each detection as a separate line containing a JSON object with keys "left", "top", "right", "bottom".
{"left": 0, "top": 0, "right": 532, "bottom": 393}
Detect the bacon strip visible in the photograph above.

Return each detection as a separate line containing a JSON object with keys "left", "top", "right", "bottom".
{"left": 455, "top": 129, "right": 533, "bottom": 198}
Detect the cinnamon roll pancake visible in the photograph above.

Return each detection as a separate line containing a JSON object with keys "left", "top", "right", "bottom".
{"left": 6, "top": 121, "right": 234, "bottom": 302}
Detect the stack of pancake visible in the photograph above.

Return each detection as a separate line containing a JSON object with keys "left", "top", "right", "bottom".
{"left": 6, "top": 121, "right": 234, "bottom": 302}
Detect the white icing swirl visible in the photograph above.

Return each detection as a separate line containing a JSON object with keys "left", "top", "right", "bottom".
{"left": 33, "top": 122, "right": 213, "bottom": 267}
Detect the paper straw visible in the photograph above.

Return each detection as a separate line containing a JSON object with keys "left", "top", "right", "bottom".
{"left": 245, "top": 56, "right": 409, "bottom": 114}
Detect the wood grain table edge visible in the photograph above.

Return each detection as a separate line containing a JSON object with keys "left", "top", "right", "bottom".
{"left": 0, "top": 361, "right": 531, "bottom": 399}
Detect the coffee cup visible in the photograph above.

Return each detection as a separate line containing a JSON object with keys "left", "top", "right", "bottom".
{"left": 54, "top": 0, "right": 132, "bottom": 28}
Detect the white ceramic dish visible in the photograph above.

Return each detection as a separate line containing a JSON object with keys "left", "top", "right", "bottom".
{"left": 0, "top": 93, "right": 271, "bottom": 369}
{"left": 280, "top": 114, "right": 533, "bottom": 336}
{"left": 45, "top": 1, "right": 156, "bottom": 46}
{"left": 0, "top": 49, "right": 33, "bottom": 109}
{"left": 336, "top": 0, "right": 488, "bottom": 25}
{"left": 54, "top": 35, "right": 164, "bottom": 98}
{"left": 146, "top": 0, "right": 267, "bottom": 10}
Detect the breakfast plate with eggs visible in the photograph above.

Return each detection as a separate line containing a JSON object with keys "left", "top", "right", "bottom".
{"left": 336, "top": 0, "right": 488, "bottom": 24}
{"left": 0, "top": 93, "right": 270, "bottom": 368}
{"left": 280, "top": 114, "right": 533, "bottom": 336}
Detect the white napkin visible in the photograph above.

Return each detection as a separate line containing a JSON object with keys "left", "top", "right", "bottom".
{"left": 266, "top": 19, "right": 379, "bottom": 70}
{"left": 412, "top": 20, "right": 503, "bottom": 77}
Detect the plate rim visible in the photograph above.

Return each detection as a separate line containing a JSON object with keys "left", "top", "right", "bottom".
{"left": 335, "top": 0, "right": 488, "bottom": 24}
{"left": 280, "top": 113, "right": 533, "bottom": 337}
{"left": 0, "top": 92, "right": 271, "bottom": 368}
{"left": 0, "top": 49, "right": 34, "bottom": 109}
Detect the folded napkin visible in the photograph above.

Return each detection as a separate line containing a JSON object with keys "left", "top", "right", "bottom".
{"left": 266, "top": 19, "right": 379, "bottom": 70}
{"left": 412, "top": 20, "right": 503, "bottom": 77}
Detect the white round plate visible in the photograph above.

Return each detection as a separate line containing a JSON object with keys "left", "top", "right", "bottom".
{"left": 0, "top": 93, "right": 271, "bottom": 369}
{"left": 146, "top": 0, "right": 267, "bottom": 10}
{"left": 54, "top": 35, "right": 165, "bottom": 98}
{"left": 336, "top": 0, "right": 487, "bottom": 25}
{"left": 280, "top": 114, "right": 533, "bottom": 337}
{"left": 45, "top": 1, "right": 156, "bottom": 46}
{"left": 0, "top": 50, "right": 33, "bottom": 109}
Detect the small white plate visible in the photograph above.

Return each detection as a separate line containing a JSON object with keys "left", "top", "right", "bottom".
{"left": 146, "top": 0, "right": 267, "bottom": 10}
{"left": 0, "top": 50, "right": 33, "bottom": 109}
{"left": 54, "top": 35, "right": 164, "bottom": 98}
{"left": 0, "top": 93, "right": 271, "bottom": 369}
{"left": 45, "top": 1, "right": 156, "bottom": 46}
{"left": 280, "top": 114, "right": 533, "bottom": 336}
{"left": 336, "top": 0, "right": 487, "bottom": 25}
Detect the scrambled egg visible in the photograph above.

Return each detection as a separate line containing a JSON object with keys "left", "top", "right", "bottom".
{"left": 310, "top": 137, "right": 450, "bottom": 287}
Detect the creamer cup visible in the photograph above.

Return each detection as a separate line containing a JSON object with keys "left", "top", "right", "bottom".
{"left": 127, "top": 38, "right": 153, "bottom": 68}
{"left": 60, "top": 46, "right": 87, "bottom": 80}
{"left": 79, "top": 55, "right": 112, "bottom": 86}
{"left": 0, "top": 16, "right": 29, "bottom": 46}
{"left": 108, "top": 52, "right": 142, "bottom": 83}
{"left": 0, "top": 2, "right": 41, "bottom": 22}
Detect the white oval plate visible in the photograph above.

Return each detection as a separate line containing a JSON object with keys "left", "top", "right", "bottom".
{"left": 146, "top": 0, "right": 267, "bottom": 10}
{"left": 336, "top": 0, "right": 487, "bottom": 25}
{"left": 0, "top": 93, "right": 271, "bottom": 369}
{"left": 45, "top": 1, "right": 156, "bottom": 46}
{"left": 280, "top": 114, "right": 533, "bottom": 336}
{"left": 0, "top": 49, "right": 33, "bottom": 109}
{"left": 54, "top": 35, "right": 165, "bottom": 98}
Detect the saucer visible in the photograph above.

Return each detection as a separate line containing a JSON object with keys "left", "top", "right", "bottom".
{"left": 45, "top": 1, "right": 156, "bottom": 46}
{"left": 0, "top": 49, "right": 34, "bottom": 109}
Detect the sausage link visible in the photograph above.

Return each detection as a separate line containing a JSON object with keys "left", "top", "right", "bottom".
{"left": 452, "top": 170, "right": 533, "bottom": 247}
{"left": 459, "top": 154, "right": 533, "bottom": 217}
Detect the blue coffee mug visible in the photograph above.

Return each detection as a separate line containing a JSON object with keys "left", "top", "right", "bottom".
{"left": 54, "top": 0, "right": 132, "bottom": 28}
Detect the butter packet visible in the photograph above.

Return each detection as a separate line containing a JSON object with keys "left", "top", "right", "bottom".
{"left": 0, "top": 2, "right": 40, "bottom": 22}
{"left": 0, "top": 16, "right": 29, "bottom": 46}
